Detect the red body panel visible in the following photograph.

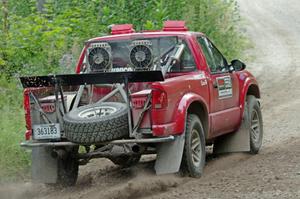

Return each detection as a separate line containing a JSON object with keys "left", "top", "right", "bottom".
{"left": 24, "top": 29, "right": 259, "bottom": 141}
{"left": 73, "top": 31, "right": 260, "bottom": 139}
{"left": 151, "top": 72, "right": 209, "bottom": 136}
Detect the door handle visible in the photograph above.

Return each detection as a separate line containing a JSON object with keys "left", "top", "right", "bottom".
{"left": 213, "top": 81, "right": 218, "bottom": 88}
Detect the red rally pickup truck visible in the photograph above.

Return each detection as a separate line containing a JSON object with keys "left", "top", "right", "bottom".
{"left": 20, "top": 21, "right": 263, "bottom": 186}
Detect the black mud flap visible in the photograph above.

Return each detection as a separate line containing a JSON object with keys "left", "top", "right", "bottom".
{"left": 213, "top": 108, "right": 250, "bottom": 154}
{"left": 32, "top": 147, "right": 58, "bottom": 183}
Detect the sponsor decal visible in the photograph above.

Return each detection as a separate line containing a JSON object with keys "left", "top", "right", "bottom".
{"left": 193, "top": 72, "right": 206, "bottom": 79}
{"left": 41, "top": 103, "right": 56, "bottom": 113}
{"left": 110, "top": 67, "right": 134, "bottom": 72}
{"left": 216, "top": 76, "right": 233, "bottom": 99}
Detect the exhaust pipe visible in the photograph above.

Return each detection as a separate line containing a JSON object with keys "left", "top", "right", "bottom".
{"left": 131, "top": 144, "right": 145, "bottom": 154}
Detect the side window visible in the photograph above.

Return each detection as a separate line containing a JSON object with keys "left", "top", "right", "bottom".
{"left": 209, "top": 41, "right": 228, "bottom": 73}
{"left": 197, "top": 37, "right": 216, "bottom": 72}
{"left": 197, "top": 37, "right": 228, "bottom": 73}
{"left": 170, "top": 42, "right": 196, "bottom": 72}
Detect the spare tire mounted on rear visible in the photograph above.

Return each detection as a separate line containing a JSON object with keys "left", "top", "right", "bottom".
{"left": 63, "top": 102, "right": 129, "bottom": 144}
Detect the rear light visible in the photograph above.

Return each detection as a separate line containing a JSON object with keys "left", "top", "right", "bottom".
{"left": 23, "top": 89, "right": 32, "bottom": 140}
{"left": 25, "top": 130, "right": 32, "bottom": 141}
{"left": 152, "top": 89, "right": 168, "bottom": 109}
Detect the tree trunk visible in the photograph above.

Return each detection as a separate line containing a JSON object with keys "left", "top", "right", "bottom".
{"left": 37, "top": 0, "right": 45, "bottom": 13}
{"left": 2, "top": 0, "right": 9, "bottom": 35}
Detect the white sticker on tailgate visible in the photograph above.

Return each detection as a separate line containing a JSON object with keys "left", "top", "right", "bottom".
{"left": 32, "top": 123, "right": 61, "bottom": 140}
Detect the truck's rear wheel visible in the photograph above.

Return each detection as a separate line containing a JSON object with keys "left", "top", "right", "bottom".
{"left": 181, "top": 114, "right": 206, "bottom": 177}
{"left": 247, "top": 95, "right": 263, "bottom": 154}
{"left": 63, "top": 102, "right": 129, "bottom": 144}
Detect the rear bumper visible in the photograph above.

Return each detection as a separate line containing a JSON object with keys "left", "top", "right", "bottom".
{"left": 152, "top": 122, "right": 181, "bottom": 137}
{"left": 20, "top": 135, "right": 175, "bottom": 148}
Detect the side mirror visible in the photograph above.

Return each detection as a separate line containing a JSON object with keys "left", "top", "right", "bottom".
{"left": 231, "top": 59, "right": 246, "bottom": 71}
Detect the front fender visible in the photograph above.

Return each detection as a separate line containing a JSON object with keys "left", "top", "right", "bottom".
{"left": 240, "top": 76, "right": 260, "bottom": 116}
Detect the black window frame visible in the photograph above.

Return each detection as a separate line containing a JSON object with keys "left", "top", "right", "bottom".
{"left": 197, "top": 36, "right": 229, "bottom": 74}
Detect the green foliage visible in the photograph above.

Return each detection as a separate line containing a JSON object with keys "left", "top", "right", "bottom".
{"left": 186, "top": 0, "right": 247, "bottom": 60}
{"left": 1, "top": 0, "right": 246, "bottom": 77}
{"left": 0, "top": 76, "right": 30, "bottom": 181}
{"left": 0, "top": 0, "right": 248, "bottom": 180}
{"left": 3, "top": 14, "right": 71, "bottom": 75}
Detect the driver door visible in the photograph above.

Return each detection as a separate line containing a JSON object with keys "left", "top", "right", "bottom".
{"left": 197, "top": 37, "right": 240, "bottom": 137}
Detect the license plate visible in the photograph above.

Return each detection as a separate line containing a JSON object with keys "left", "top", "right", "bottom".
{"left": 32, "top": 123, "right": 61, "bottom": 140}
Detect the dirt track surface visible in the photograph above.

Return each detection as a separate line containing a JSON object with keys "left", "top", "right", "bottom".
{"left": 1, "top": 0, "right": 300, "bottom": 198}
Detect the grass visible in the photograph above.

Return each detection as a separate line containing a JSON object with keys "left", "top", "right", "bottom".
{"left": 0, "top": 77, "right": 30, "bottom": 182}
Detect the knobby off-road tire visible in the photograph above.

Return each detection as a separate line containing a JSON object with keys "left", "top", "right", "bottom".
{"left": 64, "top": 102, "right": 129, "bottom": 144}
{"left": 181, "top": 114, "right": 206, "bottom": 177}
{"left": 246, "top": 95, "right": 263, "bottom": 154}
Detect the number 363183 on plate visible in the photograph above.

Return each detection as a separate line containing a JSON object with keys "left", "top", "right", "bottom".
{"left": 32, "top": 123, "right": 61, "bottom": 140}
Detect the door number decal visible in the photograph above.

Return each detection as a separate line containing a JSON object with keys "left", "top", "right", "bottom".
{"left": 201, "top": 79, "right": 207, "bottom": 86}
{"left": 216, "top": 76, "right": 232, "bottom": 99}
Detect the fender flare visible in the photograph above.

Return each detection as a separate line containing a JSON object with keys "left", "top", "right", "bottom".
{"left": 173, "top": 93, "right": 209, "bottom": 136}
{"left": 240, "top": 77, "right": 260, "bottom": 117}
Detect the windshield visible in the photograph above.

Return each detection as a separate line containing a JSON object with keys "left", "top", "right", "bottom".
{"left": 85, "top": 36, "right": 178, "bottom": 72}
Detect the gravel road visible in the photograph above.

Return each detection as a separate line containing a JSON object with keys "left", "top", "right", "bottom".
{"left": 1, "top": 0, "right": 300, "bottom": 198}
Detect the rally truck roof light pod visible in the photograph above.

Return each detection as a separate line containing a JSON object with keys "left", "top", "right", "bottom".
{"left": 162, "top": 20, "right": 188, "bottom": 31}
{"left": 111, "top": 24, "right": 135, "bottom": 35}
{"left": 111, "top": 21, "right": 188, "bottom": 35}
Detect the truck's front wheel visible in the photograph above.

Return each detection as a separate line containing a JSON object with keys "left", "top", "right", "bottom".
{"left": 247, "top": 95, "right": 263, "bottom": 154}
{"left": 181, "top": 114, "right": 206, "bottom": 177}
